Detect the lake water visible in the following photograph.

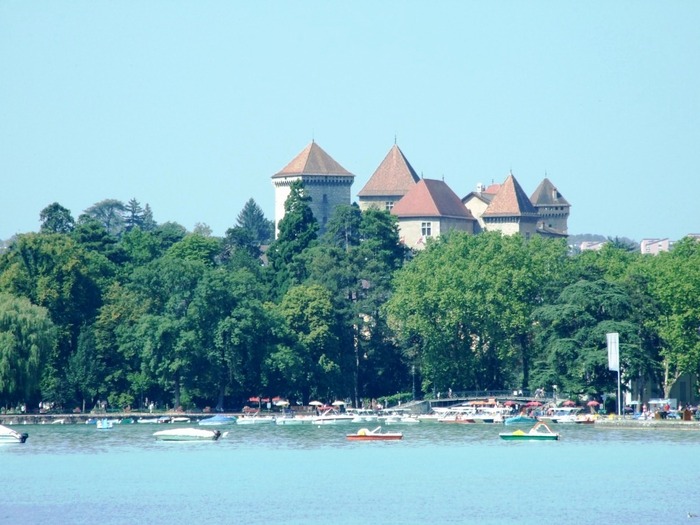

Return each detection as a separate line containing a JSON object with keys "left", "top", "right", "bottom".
{"left": 2, "top": 421, "right": 699, "bottom": 524}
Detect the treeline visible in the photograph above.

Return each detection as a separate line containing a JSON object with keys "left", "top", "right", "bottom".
{"left": 1, "top": 181, "right": 699, "bottom": 412}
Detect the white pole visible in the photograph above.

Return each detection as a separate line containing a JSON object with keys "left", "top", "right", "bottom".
{"left": 617, "top": 369, "right": 621, "bottom": 417}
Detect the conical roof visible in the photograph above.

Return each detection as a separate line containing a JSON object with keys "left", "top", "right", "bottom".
{"left": 530, "top": 177, "right": 570, "bottom": 206}
{"left": 273, "top": 142, "right": 353, "bottom": 178}
{"left": 391, "top": 179, "right": 475, "bottom": 219}
{"left": 358, "top": 144, "right": 420, "bottom": 197}
{"left": 482, "top": 172, "right": 538, "bottom": 217}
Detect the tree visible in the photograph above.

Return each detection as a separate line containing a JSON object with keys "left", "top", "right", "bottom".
{"left": 123, "top": 198, "right": 144, "bottom": 232}
{"left": 266, "top": 180, "right": 319, "bottom": 297}
{"left": 530, "top": 279, "right": 652, "bottom": 398}
{"left": 236, "top": 198, "right": 274, "bottom": 246}
{"left": 0, "top": 293, "right": 56, "bottom": 408}
{"left": 39, "top": 203, "right": 75, "bottom": 234}
{"left": 83, "top": 199, "right": 126, "bottom": 237}
{"left": 274, "top": 284, "right": 342, "bottom": 402}
{"left": 641, "top": 237, "right": 700, "bottom": 397}
{"left": 0, "top": 233, "right": 112, "bottom": 405}
{"left": 385, "top": 232, "right": 569, "bottom": 395}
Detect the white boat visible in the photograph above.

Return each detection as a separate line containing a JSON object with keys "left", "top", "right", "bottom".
{"left": 275, "top": 414, "right": 313, "bottom": 425}
{"left": 199, "top": 414, "right": 237, "bottom": 426}
{"left": 347, "top": 408, "right": 379, "bottom": 423}
{"left": 96, "top": 418, "right": 113, "bottom": 430}
{"left": 236, "top": 414, "right": 276, "bottom": 425}
{"left": 312, "top": 408, "right": 355, "bottom": 425}
{"left": 153, "top": 428, "right": 222, "bottom": 441}
{"left": 0, "top": 424, "right": 28, "bottom": 444}
{"left": 540, "top": 407, "right": 585, "bottom": 424}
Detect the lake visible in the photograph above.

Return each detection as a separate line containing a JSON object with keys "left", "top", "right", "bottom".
{"left": 2, "top": 420, "right": 699, "bottom": 524}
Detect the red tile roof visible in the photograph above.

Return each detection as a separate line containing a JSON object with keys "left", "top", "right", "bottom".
{"left": 482, "top": 173, "right": 538, "bottom": 217}
{"left": 358, "top": 144, "right": 420, "bottom": 197}
{"left": 391, "top": 179, "right": 475, "bottom": 219}
{"left": 273, "top": 141, "right": 353, "bottom": 178}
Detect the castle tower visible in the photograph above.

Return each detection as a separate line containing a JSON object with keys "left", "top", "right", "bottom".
{"left": 530, "top": 177, "right": 570, "bottom": 235}
{"left": 272, "top": 142, "right": 354, "bottom": 236}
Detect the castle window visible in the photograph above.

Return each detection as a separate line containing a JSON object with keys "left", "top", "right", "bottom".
{"left": 322, "top": 194, "right": 328, "bottom": 203}
{"left": 385, "top": 201, "right": 394, "bottom": 211}
{"left": 421, "top": 222, "right": 432, "bottom": 237}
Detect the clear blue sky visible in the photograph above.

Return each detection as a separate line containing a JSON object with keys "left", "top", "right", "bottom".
{"left": 1, "top": 2, "right": 698, "bottom": 242}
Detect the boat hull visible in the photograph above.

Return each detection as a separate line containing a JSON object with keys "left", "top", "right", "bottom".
{"left": 346, "top": 434, "right": 403, "bottom": 441}
{"left": 153, "top": 428, "right": 222, "bottom": 441}
{"left": 499, "top": 433, "right": 559, "bottom": 441}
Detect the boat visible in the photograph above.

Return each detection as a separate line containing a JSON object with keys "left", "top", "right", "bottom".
{"left": 96, "top": 418, "right": 113, "bottom": 430}
{"left": 346, "top": 426, "right": 403, "bottom": 441}
{"left": 499, "top": 421, "right": 560, "bottom": 441}
{"left": 0, "top": 424, "right": 28, "bottom": 444}
{"left": 275, "top": 414, "right": 313, "bottom": 425}
{"left": 198, "top": 414, "right": 237, "bottom": 426}
{"left": 236, "top": 413, "right": 276, "bottom": 425}
{"left": 504, "top": 414, "right": 539, "bottom": 426}
{"left": 540, "top": 407, "right": 587, "bottom": 424}
{"left": 312, "top": 408, "right": 355, "bottom": 425}
{"left": 153, "top": 428, "right": 222, "bottom": 441}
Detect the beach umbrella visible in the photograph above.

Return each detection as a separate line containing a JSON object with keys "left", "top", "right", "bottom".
{"left": 332, "top": 400, "right": 346, "bottom": 406}
{"left": 525, "top": 401, "right": 542, "bottom": 407}
{"left": 274, "top": 400, "right": 289, "bottom": 407}
{"left": 309, "top": 401, "right": 323, "bottom": 407}
{"left": 503, "top": 400, "right": 516, "bottom": 407}
{"left": 561, "top": 400, "right": 576, "bottom": 407}
{"left": 248, "top": 396, "right": 260, "bottom": 403}
{"left": 587, "top": 400, "right": 600, "bottom": 407}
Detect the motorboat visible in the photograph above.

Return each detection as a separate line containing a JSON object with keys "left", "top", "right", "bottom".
{"left": 275, "top": 414, "right": 313, "bottom": 425}
{"left": 153, "top": 428, "right": 222, "bottom": 441}
{"left": 312, "top": 408, "right": 355, "bottom": 425}
{"left": 198, "top": 414, "right": 237, "bottom": 426}
{"left": 346, "top": 426, "right": 403, "bottom": 441}
{"left": 540, "top": 407, "right": 585, "bottom": 424}
{"left": 0, "top": 424, "right": 28, "bottom": 444}
{"left": 499, "top": 421, "right": 560, "bottom": 441}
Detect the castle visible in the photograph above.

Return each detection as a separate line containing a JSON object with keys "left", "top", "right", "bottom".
{"left": 272, "top": 142, "right": 570, "bottom": 247}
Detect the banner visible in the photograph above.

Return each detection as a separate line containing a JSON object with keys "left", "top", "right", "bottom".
{"left": 607, "top": 332, "right": 619, "bottom": 371}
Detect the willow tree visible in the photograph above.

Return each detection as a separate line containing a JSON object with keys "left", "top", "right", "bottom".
{"left": 0, "top": 293, "right": 57, "bottom": 408}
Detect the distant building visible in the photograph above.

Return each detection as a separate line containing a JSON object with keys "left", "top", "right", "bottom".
{"left": 272, "top": 142, "right": 354, "bottom": 236}
{"left": 390, "top": 178, "right": 476, "bottom": 249}
{"left": 640, "top": 238, "right": 672, "bottom": 255}
{"left": 580, "top": 241, "right": 607, "bottom": 252}
{"left": 357, "top": 144, "right": 420, "bottom": 212}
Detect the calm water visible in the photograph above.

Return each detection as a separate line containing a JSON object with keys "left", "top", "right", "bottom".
{"left": 2, "top": 421, "right": 700, "bottom": 525}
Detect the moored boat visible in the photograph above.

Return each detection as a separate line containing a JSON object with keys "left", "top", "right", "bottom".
{"left": 504, "top": 414, "right": 538, "bottom": 426}
{"left": 500, "top": 421, "right": 560, "bottom": 441}
{"left": 153, "top": 428, "right": 222, "bottom": 441}
{"left": 346, "top": 426, "right": 403, "bottom": 441}
{"left": 198, "top": 414, "right": 237, "bottom": 426}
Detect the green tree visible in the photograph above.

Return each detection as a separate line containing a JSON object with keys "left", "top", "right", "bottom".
{"left": 0, "top": 293, "right": 57, "bottom": 408}
{"left": 641, "top": 237, "right": 700, "bottom": 397}
{"left": 0, "top": 233, "right": 111, "bottom": 405}
{"left": 83, "top": 199, "right": 126, "bottom": 237}
{"left": 530, "top": 279, "right": 651, "bottom": 398}
{"left": 39, "top": 203, "right": 75, "bottom": 234}
{"left": 266, "top": 180, "right": 318, "bottom": 297}
{"left": 124, "top": 198, "right": 144, "bottom": 232}
{"left": 274, "top": 284, "right": 342, "bottom": 402}
{"left": 236, "top": 198, "right": 274, "bottom": 246}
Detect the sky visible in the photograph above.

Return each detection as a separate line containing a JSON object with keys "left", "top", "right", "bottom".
{"left": 1, "top": 2, "right": 698, "bottom": 242}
